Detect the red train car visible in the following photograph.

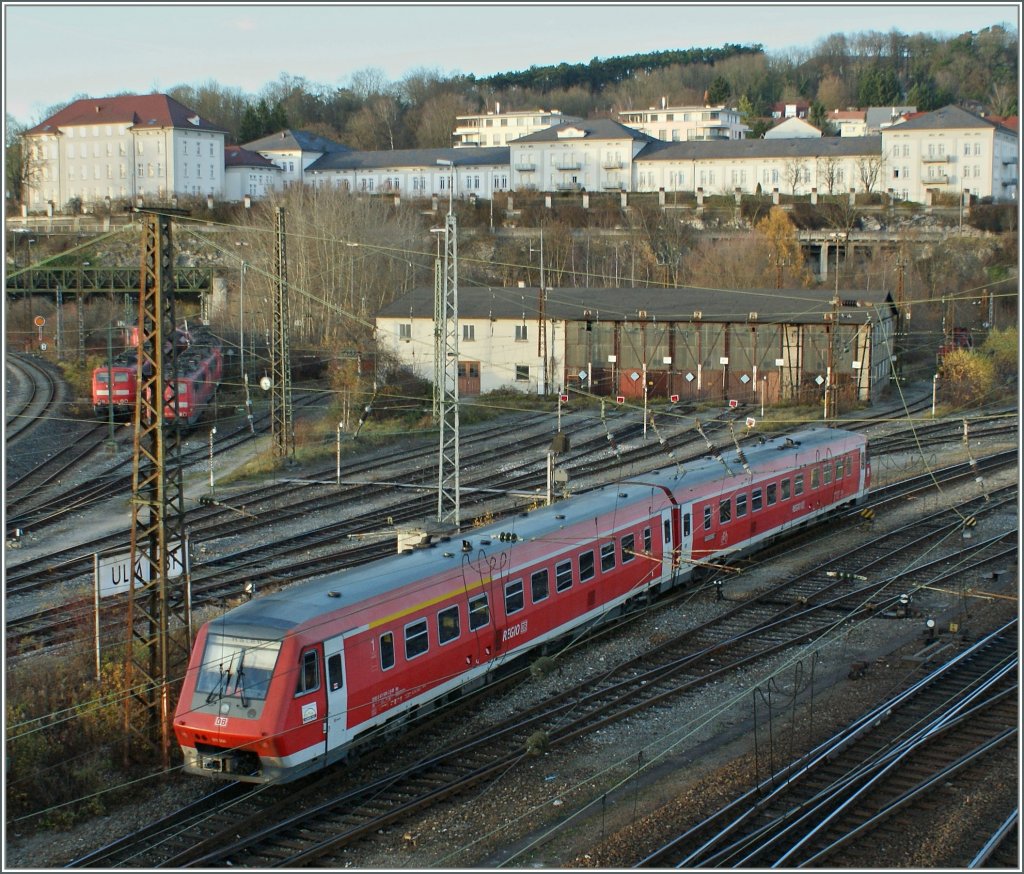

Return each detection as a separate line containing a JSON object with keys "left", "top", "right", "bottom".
{"left": 174, "top": 427, "right": 870, "bottom": 783}
{"left": 91, "top": 352, "right": 140, "bottom": 418}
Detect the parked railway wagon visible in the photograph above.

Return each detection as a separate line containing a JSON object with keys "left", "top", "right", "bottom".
{"left": 174, "top": 427, "right": 870, "bottom": 783}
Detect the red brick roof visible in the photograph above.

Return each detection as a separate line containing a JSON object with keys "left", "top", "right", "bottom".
{"left": 25, "top": 93, "right": 227, "bottom": 135}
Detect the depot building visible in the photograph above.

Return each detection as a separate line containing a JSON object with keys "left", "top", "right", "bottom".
{"left": 375, "top": 285, "right": 898, "bottom": 408}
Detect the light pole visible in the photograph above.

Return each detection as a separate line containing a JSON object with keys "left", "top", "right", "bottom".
{"left": 208, "top": 427, "right": 217, "bottom": 493}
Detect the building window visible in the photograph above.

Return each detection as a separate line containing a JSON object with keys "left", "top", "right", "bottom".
{"left": 462, "top": 324, "right": 475, "bottom": 341}
{"left": 515, "top": 324, "right": 528, "bottom": 341}
{"left": 137, "top": 163, "right": 144, "bottom": 177}
{"left": 515, "top": 365, "right": 529, "bottom": 381}
{"left": 399, "top": 323, "right": 412, "bottom": 340}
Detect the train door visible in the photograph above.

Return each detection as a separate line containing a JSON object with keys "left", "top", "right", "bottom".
{"left": 660, "top": 508, "right": 680, "bottom": 585}
{"left": 323, "top": 633, "right": 348, "bottom": 757}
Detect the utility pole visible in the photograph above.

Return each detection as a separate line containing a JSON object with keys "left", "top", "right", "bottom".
{"left": 270, "top": 207, "right": 294, "bottom": 459}
{"left": 436, "top": 159, "right": 460, "bottom": 525}
{"left": 124, "top": 208, "right": 191, "bottom": 771}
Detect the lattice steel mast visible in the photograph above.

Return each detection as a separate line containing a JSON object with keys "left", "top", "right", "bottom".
{"left": 270, "top": 206, "right": 294, "bottom": 459}
{"left": 437, "top": 165, "right": 460, "bottom": 524}
{"left": 124, "top": 209, "right": 191, "bottom": 768}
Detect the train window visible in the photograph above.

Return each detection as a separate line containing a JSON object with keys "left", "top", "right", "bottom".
{"left": 437, "top": 605, "right": 460, "bottom": 645}
{"left": 845, "top": 457, "right": 852, "bottom": 476}
{"left": 601, "top": 542, "right": 616, "bottom": 572}
{"left": 295, "top": 650, "right": 320, "bottom": 696}
{"left": 683, "top": 514, "right": 691, "bottom": 537}
{"left": 114, "top": 372, "right": 130, "bottom": 383}
{"left": 643, "top": 527, "right": 652, "bottom": 554}
{"left": 578, "top": 550, "right": 595, "bottom": 582}
{"left": 835, "top": 460, "right": 844, "bottom": 479}
{"left": 794, "top": 474, "right": 804, "bottom": 496}
{"left": 404, "top": 619, "right": 429, "bottom": 660}
{"left": 505, "top": 579, "right": 525, "bottom": 615}
{"left": 736, "top": 494, "right": 747, "bottom": 517}
{"left": 703, "top": 506, "right": 713, "bottom": 530}
{"left": 781, "top": 479, "right": 791, "bottom": 500}
{"left": 752, "top": 488, "right": 762, "bottom": 511}
{"left": 719, "top": 498, "right": 732, "bottom": 525}
{"left": 555, "top": 560, "right": 573, "bottom": 592}
{"left": 811, "top": 468, "right": 819, "bottom": 489}
{"left": 823, "top": 465, "right": 832, "bottom": 484}
{"left": 379, "top": 632, "right": 395, "bottom": 671}
{"left": 328, "top": 653, "right": 343, "bottom": 692}
{"left": 663, "top": 519, "right": 671, "bottom": 546}
{"left": 469, "top": 594, "right": 490, "bottom": 630}
{"left": 767, "top": 483, "right": 777, "bottom": 505}
{"left": 620, "top": 533, "right": 635, "bottom": 563}
{"left": 531, "top": 569, "right": 550, "bottom": 602}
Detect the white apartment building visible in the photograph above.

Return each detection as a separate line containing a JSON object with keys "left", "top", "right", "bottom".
{"left": 223, "top": 145, "right": 284, "bottom": 202}
{"left": 453, "top": 105, "right": 583, "bottom": 147}
{"left": 22, "top": 94, "right": 227, "bottom": 211}
{"left": 242, "top": 129, "right": 351, "bottom": 187}
{"left": 618, "top": 101, "right": 750, "bottom": 141}
{"left": 510, "top": 118, "right": 657, "bottom": 192}
{"left": 881, "top": 104, "right": 1018, "bottom": 203}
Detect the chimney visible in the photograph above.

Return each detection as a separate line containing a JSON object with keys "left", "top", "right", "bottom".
{"left": 661, "top": 96, "right": 666, "bottom": 109}
{"left": 495, "top": 101, "right": 500, "bottom": 115}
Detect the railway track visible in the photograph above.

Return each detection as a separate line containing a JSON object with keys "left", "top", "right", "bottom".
{"left": 66, "top": 478, "right": 1017, "bottom": 868}
{"left": 4, "top": 353, "right": 62, "bottom": 443}
{"left": 636, "top": 619, "right": 1018, "bottom": 868}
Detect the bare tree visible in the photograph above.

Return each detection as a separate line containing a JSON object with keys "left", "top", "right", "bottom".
{"left": 856, "top": 154, "right": 885, "bottom": 194}
{"left": 816, "top": 155, "right": 842, "bottom": 194}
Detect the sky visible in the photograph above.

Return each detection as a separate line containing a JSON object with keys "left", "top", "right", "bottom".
{"left": 3, "top": 2, "right": 1019, "bottom": 125}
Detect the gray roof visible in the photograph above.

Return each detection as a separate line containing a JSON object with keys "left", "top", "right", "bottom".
{"left": 513, "top": 118, "right": 656, "bottom": 144}
{"left": 639, "top": 136, "right": 881, "bottom": 162}
{"left": 243, "top": 128, "right": 351, "bottom": 154}
{"left": 891, "top": 104, "right": 1009, "bottom": 133}
{"left": 307, "top": 146, "right": 510, "bottom": 172}
{"left": 377, "top": 285, "right": 894, "bottom": 326}
{"left": 864, "top": 106, "right": 917, "bottom": 129}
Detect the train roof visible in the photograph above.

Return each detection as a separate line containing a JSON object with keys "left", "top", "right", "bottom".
{"left": 210, "top": 427, "right": 863, "bottom": 641}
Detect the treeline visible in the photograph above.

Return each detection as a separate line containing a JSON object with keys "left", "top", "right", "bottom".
{"left": 23, "top": 24, "right": 1020, "bottom": 152}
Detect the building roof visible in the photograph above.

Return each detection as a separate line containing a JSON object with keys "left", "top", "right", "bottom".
{"left": 864, "top": 106, "right": 917, "bottom": 129}
{"left": 888, "top": 104, "right": 1008, "bottom": 133}
{"left": 224, "top": 145, "right": 280, "bottom": 169}
{"left": 512, "top": 118, "right": 656, "bottom": 144}
{"left": 25, "top": 93, "right": 227, "bottom": 135}
{"left": 377, "top": 285, "right": 894, "bottom": 326}
{"left": 638, "top": 135, "right": 881, "bottom": 162}
{"left": 307, "top": 146, "right": 510, "bottom": 172}
{"left": 242, "top": 128, "right": 351, "bottom": 154}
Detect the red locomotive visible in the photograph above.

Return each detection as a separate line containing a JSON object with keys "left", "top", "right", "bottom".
{"left": 91, "top": 323, "right": 223, "bottom": 425}
{"left": 174, "top": 427, "right": 870, "bottom": 783}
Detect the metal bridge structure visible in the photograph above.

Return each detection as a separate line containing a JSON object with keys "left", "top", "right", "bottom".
{"left": 5, "top": 265, "right": 213, "bottom": 297}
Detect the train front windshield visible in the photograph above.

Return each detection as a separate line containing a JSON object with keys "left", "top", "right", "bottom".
{"left": 197, "top": 634, "right": 281, "bottom": 703}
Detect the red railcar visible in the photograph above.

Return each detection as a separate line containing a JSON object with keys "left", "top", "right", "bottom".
{"left": 174, "top": 427, "right": 870, "bottom": 783}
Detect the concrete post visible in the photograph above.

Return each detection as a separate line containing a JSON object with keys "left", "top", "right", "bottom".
{"left": 810, "top": 187, "right": 818, "bottom": 205}
{"left": 772, "top": 188, "right": 780, "bottom": 205}
{"left": 582, "top": 192, "right": 589, "bottom": 209}
{"left": 620, "top": 191, "right": 628, "bottom": 209}
{"left": 659, "top": 187, "right": 666, "bottom": 206}
{"left": 848, "top": 188, "right": 856, "bottom": 206}
{"left": 545, "top": 194, "right": 552, "bottom": 209}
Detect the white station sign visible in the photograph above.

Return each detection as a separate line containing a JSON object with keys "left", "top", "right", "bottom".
{"left": 95, "top": 541, "right": 187, "bottom": 599}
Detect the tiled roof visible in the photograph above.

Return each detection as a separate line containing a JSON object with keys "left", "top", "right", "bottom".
{"left": 242, "top": 128, "right": 351, "bottom": 154}
{"left": 377, "top": 285, "right": 893, "bottom": 325}
{"left": 512, "top": 118, "right": 656, "bottom": 144}
{"left": 224, "top": 145, "right": 279, "bottom": 168}
{"left": 307, "top": 146, "right": 510, "bottom": 172}
{"left": 25, "top": 93, "right": 227, "bottom": 135}
{"left": 890, "top": 104, "right": 1003, "bottom": 132}
{"left": 638, "top": 136, "right": 881, "bottom": 162}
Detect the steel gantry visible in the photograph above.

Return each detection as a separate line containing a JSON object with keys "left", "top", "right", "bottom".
{"left": 270, "top": 206, "right": 294, "bottom": 459}
{"left": 124, "top": 210, "right": 191, "bottom": 769}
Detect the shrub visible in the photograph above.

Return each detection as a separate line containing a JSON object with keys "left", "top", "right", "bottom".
{"left": 979, "top": 326, "right": 1019, "bottom": 381}
{"left": 938, "top": 349, "right": 997, "bottom": 406}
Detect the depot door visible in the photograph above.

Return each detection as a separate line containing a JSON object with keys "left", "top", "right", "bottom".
{"left": 323, "top": 634, "right": 348, "bottom": 754}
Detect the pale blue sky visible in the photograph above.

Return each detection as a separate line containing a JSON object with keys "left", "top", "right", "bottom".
{"left": 4, "top": 2, "right": 1018, "bottom": 124}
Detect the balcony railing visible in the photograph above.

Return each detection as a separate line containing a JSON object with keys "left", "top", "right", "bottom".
{"left": 920, "top": 154, "right": 950, "bottom": 163}
{"left": 555, "top": 162, "right": 582, "bottom": 171}
{"left": 514, "top": 163, "right": 536, "bottom": 172}
{"left": 602, "top": 160, "right": 623, "bottom": 170}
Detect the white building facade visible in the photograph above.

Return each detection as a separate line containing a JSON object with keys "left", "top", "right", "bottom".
{"left": 453, "top": 107, "right": 583, "bottom": 147}
{"left": 241, "top": 129, "right": 351, "bottom": 188}
{"left": 881, "top": 105, "right": 1018, "bottom": 203}
{"left": 618, "top": 102, "right": 750, "bottom": 141}
{"left": 23, "top": 94, "right": 227, "bottom": 211}
{"left": 223, "top": 146, "right": 285, "bottom": 202}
